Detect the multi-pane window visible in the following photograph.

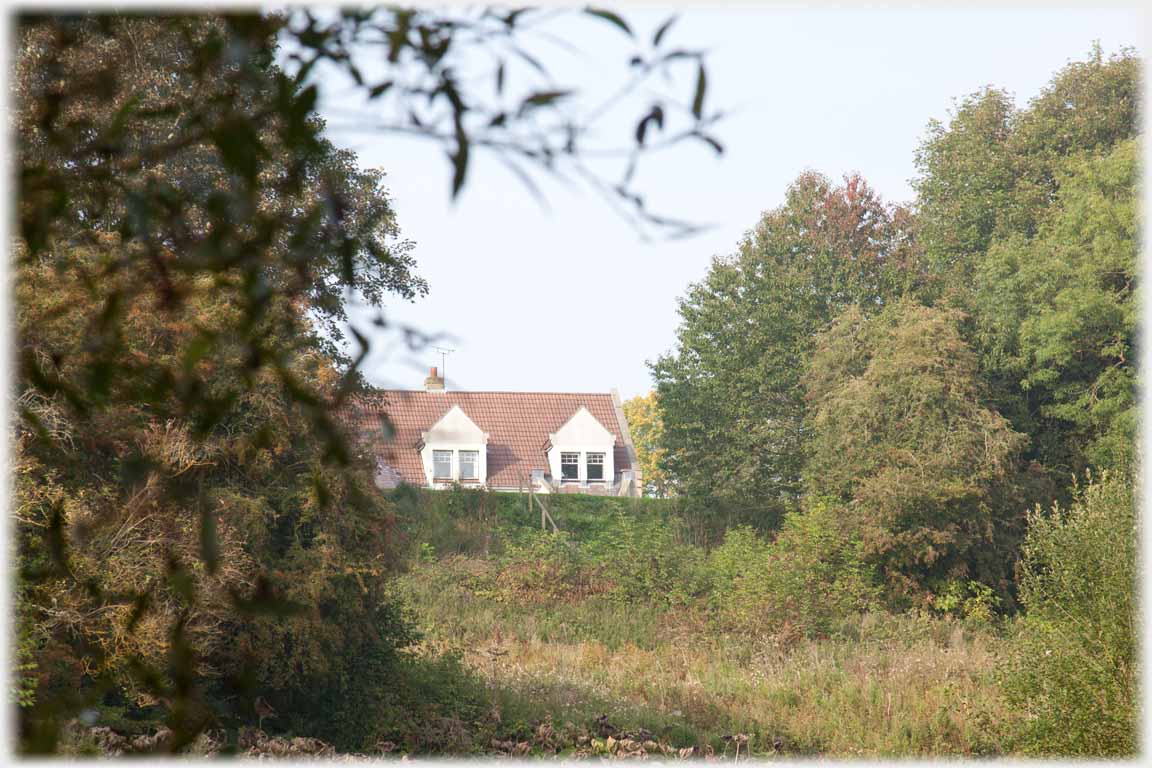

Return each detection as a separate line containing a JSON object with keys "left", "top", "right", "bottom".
{"left": 560, "top": 452, "right": 580, "bottom": 481}
{"left": 586, "top": 452, "right": 605, "bottom": 481}
{"left": 433, "top": 450, "right": 453, "bottom": 480}
{"left": 459, "top": 450, "right": 479, "bottom": 481}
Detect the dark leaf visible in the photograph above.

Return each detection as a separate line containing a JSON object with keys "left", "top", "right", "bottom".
{"left": 636, "top": 104, "right": 665, "bottom": 146}
{"left": 653, "top": 16, "right": 677, "bottom": 47}
{"left": 212, "top": 116, "right": 263, "bottom": 182}
{"left": 126, "top": 589, "right": 154, "bottom": 633}
{"left": 585, "top": 8, "right": 634, "bottom": 37}
{"left": 692, "top": 61, "right": 707, "bottom": 119}
{"left": 166, "top": 556, "right": 197, "bottom": 606}
{"left": 696, "top": 132, "right": 724, "bottom": 155}
{"left": 660, "top": 49, "right": 697, "bottom": 63}
{"left": 450, "top": 113, "right": 469, "bottom": 199}
{"left": 520, "top": 90, "right": 573, "bottom": 113}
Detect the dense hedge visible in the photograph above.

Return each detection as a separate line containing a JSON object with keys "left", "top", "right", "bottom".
{"left": 387, "top": 485, "right": 691, "bottom": 556}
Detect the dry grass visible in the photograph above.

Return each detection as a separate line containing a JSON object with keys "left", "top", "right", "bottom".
{"left": 396, "top": 560, "right": 1009, "bottom": 757}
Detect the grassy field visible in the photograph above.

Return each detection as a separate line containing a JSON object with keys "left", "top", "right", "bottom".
{"left": 393, "top": 553, "right": 1010, "bottom": 758}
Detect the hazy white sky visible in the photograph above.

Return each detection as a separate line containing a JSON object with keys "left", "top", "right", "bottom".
{"left": 322, "top": 6, "right": 1145, "bottom": 400}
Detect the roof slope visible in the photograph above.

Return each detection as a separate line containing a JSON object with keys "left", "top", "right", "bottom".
{"left": 340, "top": 391, "right": 632, "bottom": 488}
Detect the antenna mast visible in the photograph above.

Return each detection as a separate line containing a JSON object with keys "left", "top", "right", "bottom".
{"left": 433, "top": 346, "right": 455, "bottom": 380}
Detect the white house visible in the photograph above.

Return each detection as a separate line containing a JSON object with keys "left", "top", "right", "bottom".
{"left": 341, "top": 367, "right": 641, "bottom": 496}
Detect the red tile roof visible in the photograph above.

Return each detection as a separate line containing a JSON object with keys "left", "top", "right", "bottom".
{"left": 339, "top": 390, "right": 633, "bottom": 489}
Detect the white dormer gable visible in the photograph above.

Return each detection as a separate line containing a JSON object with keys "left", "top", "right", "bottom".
{"left": 549, "top": 406, "right": 616, "bottom": 447}
{"left": 420, "top": 405, "right": 489, "bottom": 486}
{"left": 423, "top": 405, "right": 487, "bottom": 444}
{"left": 547, "top": 407, "right": 616, "bottom": 486}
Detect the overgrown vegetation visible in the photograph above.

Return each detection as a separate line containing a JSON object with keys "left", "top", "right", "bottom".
{"left": 12, "top": 8, "right": 723, "bottom": 756}
{"left": 388, "top": 500, "right": 1007, "bottom": 756}
{"left": 11, "top": 9, "right": 1139, "bottom": 759}
{"left": 636, "top": 42, "right": 1139, "bottom": 756}
{"left": 381, "top": 465, "right": 1134, "bottom": 757}
{"left": 999, "top": 471, "right": 1137, "bottom": 756}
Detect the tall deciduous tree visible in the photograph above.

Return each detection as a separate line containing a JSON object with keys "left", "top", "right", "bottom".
{"left": 804, "top": 299, "right": 1029, "bottom": 603}
{"left": 912, "top": 87, "right": 1019, "bottom": 294}
{"left": 912, "top": 45, "right": 1139, "bottom": 481}
{"left": 913, "top": 45, "right": 1139, "bottom": 300}
{"left": 650, "top": 173, "right": 919, "bottom": 523}
{"left": 972, "top": 139, "right": 1137, "bottom": 477}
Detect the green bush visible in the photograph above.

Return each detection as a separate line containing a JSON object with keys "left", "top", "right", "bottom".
{"left": 998, "top": 471, "right": 1136, "bottom": 755}
{"left": 490, "top": 530, "right": 597, "bottom": 603}
{"left": 931, "top": 580, "right": 1001, "bottom": 624}
{"left": 588, "top": 510, "right": 707, "bottom": 606}
{"left": 707, "top": 501, "right": 880, "bottom": 640}
{"left": 393, "top": 484, "right": 502, "bottom": 558}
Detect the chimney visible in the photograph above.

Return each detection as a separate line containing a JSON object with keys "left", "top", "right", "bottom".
{"left": 424, "top": 366, "right": 445, "bottom": 391}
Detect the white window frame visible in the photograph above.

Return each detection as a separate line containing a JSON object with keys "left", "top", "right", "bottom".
{"left": 560, "top": 452, "right": 580, "bottom": 482}
{"left": 432, "top": 450, "right": 453, "bottom": 481}
{"left": 586, "top": 452, "right": 605, "bottom": 482}
{"left": 546, "top": 407, "right": 617, "bottom": 488}
{"left": 459, "top": 450, "right": 479, "bottom": 481}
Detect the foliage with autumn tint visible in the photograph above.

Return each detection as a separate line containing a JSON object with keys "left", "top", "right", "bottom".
{"left": 803, "top": 300, "right": 1031, "bottom": 605}
{"left": 650, "top": 172, "right": 921, "bottom": 524}
{"left": 621, "top": 392, "right": 673, "bottom": 497}
{"left": 13, "top": 9, "right": 725, "bottom": 756}
{"left": 646, "top": 44, "right": 1137, "bottom": 755}
{"left": 11, "top": 9, "right": 1140, "bottom": 759}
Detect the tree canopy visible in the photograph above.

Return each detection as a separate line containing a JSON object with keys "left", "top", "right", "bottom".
{"left": 650, "top": 172, "right": 918, "bottom": 522}
{"left": 913, "top": 45, "right": 1139, "bottom": 480}
{"left": 647, "top": 43, "right": 1137, "bottom": 614}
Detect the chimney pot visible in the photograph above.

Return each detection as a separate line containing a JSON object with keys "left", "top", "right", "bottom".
{"left": 424, "top": 366, "right": 445, "bottom": 391}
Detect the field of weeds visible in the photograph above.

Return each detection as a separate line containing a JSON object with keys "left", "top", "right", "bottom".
{"left": 393, "top": 553, "right": 1010, "bottom": 758}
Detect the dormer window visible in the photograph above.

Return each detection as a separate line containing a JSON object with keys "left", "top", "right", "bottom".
{"left": 560, "top": 452, "right": 580, "bottom": 482}
{"left": 421, "top": 405, "right": 489, "bottom": 487}
{"left": 586, "top": 452, "right": 605, "bottom": 482}
{"left": 433, "top": 450, "right": 453, "bottom": 481}
{"left": 547, "top": 407, "right": 617, "bottom": 488}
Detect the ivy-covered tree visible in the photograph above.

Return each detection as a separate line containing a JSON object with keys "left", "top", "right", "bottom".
{"left": 650, "top": 173, "right": 920, "bottom": 524}
{"left": 804, "top": 299, "right": 1030, "bottom": 604}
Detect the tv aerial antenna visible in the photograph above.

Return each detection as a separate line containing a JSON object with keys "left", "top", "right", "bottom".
{"left": 433, "top": 346, "right": 455, "bottom": 379}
